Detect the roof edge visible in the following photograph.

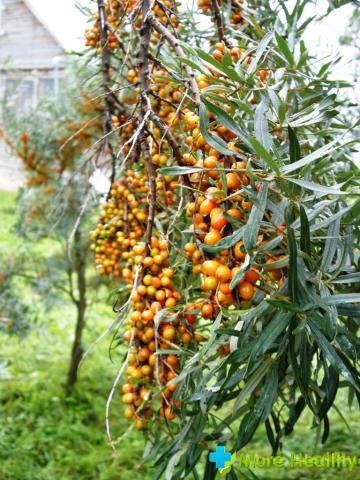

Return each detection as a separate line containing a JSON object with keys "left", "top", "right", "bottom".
{"left": 21, "top": 0, "right": 66, "bottom": 51}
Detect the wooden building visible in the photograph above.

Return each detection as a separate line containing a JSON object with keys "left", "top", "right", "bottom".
{"left": 0, "top": 0, "right": 66, "bottom": 190}
{"left": 0, "top": 0, "right": 65, "bottom": 110}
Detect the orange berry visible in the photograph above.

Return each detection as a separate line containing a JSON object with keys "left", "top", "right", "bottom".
{"left": 209, "top": 207, "right": 223, "bottom": 219}
{"left": 204, "top": 230, "right": 222, "bottom": 245}
{"left": 227, "top": 208, "right": 242, "bottom": 220}
{"left": 216, "top": 291, "right": 235, "bottom": 306}
{"left": 182, "top": 332, "right": 192, "bottom": 344}
{"left": 203, "top": 276, "right": 218, "bottom": 291}
{"left": 141, "top": 364, "right": 152, "bottom": 376}
{"left": 244, "top": 268, "right": 260, "bottom": 284}
{"left": 135, "top": 419, "right": 146, "bottom": 430}
{"left": 201, "top": 303, "right": 214, "bottom": 319}
{"left": 164, "top": 297, "right": 176, "bottom": 308}
{"left": 138, "top": 347, "right": 150, "bottom": 362}
{"left": 163, "top": 268, "right": 174, "bottom": 278}
{"left": 226, "top": 172, "right": 241, "bottom": 190}
{"left": 219, "top": 282, "right": 232, "bottom": 294}
{"left": 265, "top": 258, "right": 282, "bottom": 280}
{"left": 161, "top": 276, "right": 172, "bottom": 287}
{"left": 151, "top": 301, "right": 162, "bottom": 313}
{"left": 149, "top": 354, "right": 156, "bottom": 367}
{"left": 163, "top": 325, "right": 176, "bottom": 342}
{"left": 137, "top": 285, "right": 147, "bottom": 296}
{"left": 123, "top": 330, "right": 132, "bottom": 342}
{"left": 184, "top": 242, "right": 196, "bottom": 254}
{"left": 166, "top": 355, "right": 179, "bottom": 368}
{"left": 211, "top": 213, "right": 228, "bottom": 230}
{"left": 151, "top": 277, "right": 162, "bottom": 288}
{"left": 233, "top": 241, "right": 246, "bottom": 259}
{"left": 143, "top": 274, "right": 153, "bottom": 286}
{"left": 164, "top": 406, "right": 176, "bottom": 421}
{"left": 199, "top": 198, "right": 217, "bottom": 216}
{"left": 202, "top": 260, "right": 220, "bottom": 276}
{"left": 156, "top": 289, "right": 166, "bottom": 302}
{"left": 124, "top": 406, "right": 135, "bottom": 418}
{"left": 238, "top": 281, "right": 255, "bottom": 300}
{"left": 141, "top": 310, "right": 154, "bottom": 323}
{"left": 215, "top": 265, "right": 232, "bottom": 282}
{"left": 122, "top": 383, "right": 133, "bottom": 394}
{"left": 145, "top": 327, "right": 155, "bottom": 340}
{"left": 122, "top": 393, "right": 134, "bottom": 404}
{"left": 185, "top": 311, "right": 196, "bottom": 324}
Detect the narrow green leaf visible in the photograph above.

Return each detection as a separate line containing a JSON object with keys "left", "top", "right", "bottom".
{"left": 158, "top": 166, "right": 201, "bottom": 176}
{"left": 275, "top": 33, "right": 295, "bottom": 65}
{"left": 196, "top": 48, "right": 243, "bottom": 82}
{"left": 299, "top": 205, "right": 311, "bottom": 264}
{"left": 235, "top": 363, "right": 278, "bottom": 450}
{"left": 250, "top": 311, "right": 291, "bottom": 358}
{"left": 243, "top": 184, "right": 269, "bottom": 253}
{"left": 288, "top": 125, "right": 300, "bottom": 163}
{"left": 289, "top": 320, "right": 316, "bottom": 412}
{"left": 310, "top": 205, "right": 352, "bottom": 232}
{"left": 202, "top": 98, "right": 250, "bottom": 147}
{"left": 332, "top": 273, "right": 360, "bottom": 284}
{"left": 229, "top": 254, "right": 251, "bottom": 289}
{"left": 247, "top": 31, "right": 273, "bottom": 75}
{"left": 201, "top": 226, "right": 245, "bottom": 254}
{"left": 322, "top": 294, "right": 360, "bottom": 305}
{"left": 320, "top": 216, "right": 340, "bottom": 271}
{"left": 249, "top": 137, "right": 280, "bottom": 174}
{"left": 233, "top": 359, "right": 272, "bottom": 415}
{"left": 199, "top": 103, "right": 237, "bottom": 156}
{"left": 285, "top": 205, "right": 298, "bottom": 303}
{"left": 266, "top": 299, "right": 306, "bottom": 313}
{"left": 285, "top": 178, "right": 347, "bottom": 195}
{"left": 309, "top": 319, "right": 360, "bottom": 391}
{"left": 254, "top": 97, "right": 273, "bottom": 150}
{"left": 282, "top": 140, "right": 339, "bottom": 174}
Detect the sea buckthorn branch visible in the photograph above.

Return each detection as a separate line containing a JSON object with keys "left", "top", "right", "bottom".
{"left": 138, "top": 0, "right": 157, "bottom": 257}
{"left": 150, "top": 111, "right": 195, "bottom": 201}
{"left": 96, "top": 0, "right": 123, "bottom": 185}
{"left": 210, "top": 0, "right": 230, "bottom": 46}
{"left": 147, "top": 13, "right": 201, "bottom": 105}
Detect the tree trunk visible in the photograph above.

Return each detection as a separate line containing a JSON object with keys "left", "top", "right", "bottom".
{"left": 66, "top": 230, "right": 87, "bottom": 391}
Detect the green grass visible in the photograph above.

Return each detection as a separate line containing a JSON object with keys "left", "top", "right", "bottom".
{"left": 0, "top": 190, "right": 359, "bottom": 480}
{"left": 0, "top": 318, "right": 153, "bottom": 480}
{"left": 0, "top": 190, "right": 153, "bottom": 480}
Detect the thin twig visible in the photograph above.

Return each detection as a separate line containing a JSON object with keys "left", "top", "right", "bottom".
{"left": 147, "top": 13, "right": 201, "bottom": 105}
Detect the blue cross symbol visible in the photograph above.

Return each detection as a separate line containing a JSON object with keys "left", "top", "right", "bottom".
{"left": 209, "top": 445, "right": 231, "bottom": 469}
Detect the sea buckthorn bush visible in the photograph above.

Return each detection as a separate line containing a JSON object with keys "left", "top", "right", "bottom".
{"left": 85, "top": 0, "right": 359, "bottom": 477}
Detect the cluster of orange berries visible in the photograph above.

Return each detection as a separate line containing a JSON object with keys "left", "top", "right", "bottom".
{"left": 121, "top": 237, "right": 200, "bottom": 428}
{"left": 150, "top": 69, "right": 185, "bottom": 125}
{"left": 212, "top": 42, "right": 247, "bottom": 64}
{"left": 85, "top": 0, "right": 180, "bottom": 51}
{"left": 91, "top": 169, "right": 178, "bottom": 277}
{"left": 127, "top": 67, "right": 185, "bottom": 128}
{"left": 91, "top": 171, "right": 149, "bottom": 278}
{"left": 198, "top": 0, "right": 245, "bottom": 25}
{"left": 16, "top": 132, "right": 49, "bottom": 186}
{"left": 85, "top": 0, "right": 126, "bottom": 51}
{"left": 179, "top": 105, "right": 286, "bottom": 317}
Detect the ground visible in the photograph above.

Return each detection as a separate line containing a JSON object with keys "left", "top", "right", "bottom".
{"left": 0, "top": 190, "right": 359, "bottom": 480}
